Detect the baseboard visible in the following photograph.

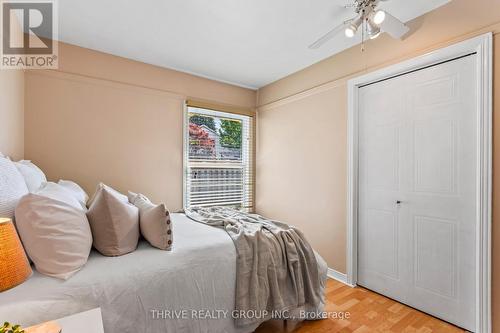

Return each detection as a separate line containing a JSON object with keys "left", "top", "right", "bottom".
{"left": 327, "top": 268, "right": 354, "bottom": 287}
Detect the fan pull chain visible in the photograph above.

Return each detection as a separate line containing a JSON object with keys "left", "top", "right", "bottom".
{"left": 361, "top": 14, "right": 366, "bottom": 52}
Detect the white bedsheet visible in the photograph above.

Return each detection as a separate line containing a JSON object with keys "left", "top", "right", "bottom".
{"left": 0, "top": 213, "right": 327, "bottom": 333}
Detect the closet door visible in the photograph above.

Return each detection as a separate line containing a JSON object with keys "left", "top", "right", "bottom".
{"left": 357, "top": 55, "right": 477, "bottom": 331}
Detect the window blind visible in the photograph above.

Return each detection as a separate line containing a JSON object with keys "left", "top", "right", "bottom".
{"left": 184, "top": 103, "right": 254, "bottom": 212}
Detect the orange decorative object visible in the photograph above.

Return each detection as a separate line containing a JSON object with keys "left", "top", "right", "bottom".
{"left": 0, "top": 218, "right": 32, "bottom": 292}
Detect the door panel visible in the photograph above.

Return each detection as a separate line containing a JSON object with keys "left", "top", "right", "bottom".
{"left": 357, "top": 55, "right": 477, "bottom": 331}
{"left": 414, "top": 118, "right": 458, "bottom": 194}
{"left": 364, "top": 126, "right": 400, "bottom": 191}
{"left": 413, "top": 215, "right": 457, "bottom": 298}
{"left": 361, "top": 209, "right": 399, "bottom": 279}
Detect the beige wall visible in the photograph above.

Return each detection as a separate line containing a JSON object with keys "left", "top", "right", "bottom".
{"left": 24, "top": 42, "right": 256, "bottom": 211}
{"left": 256, "top": 85, "right": 347, "bottom": 271}
{"left": 0, "top": 69, "right": 24, "bottom": 160}
{"left": 0, "top": 10, "right": 24, "bottom": 160}
{"left": 256, "top": 0, "right": 500, "bottom": 331}
{"left": 0, "top": 0, "right": 24, "bottom": 160}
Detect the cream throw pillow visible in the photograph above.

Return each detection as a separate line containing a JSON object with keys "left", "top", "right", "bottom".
{"left": 128, "top": 192, "right": 172, "bottom": 250}
{"left": 15, "top": 182, "right": 92, "bottom": 280}
{"left": 87, "top": 183, "right": 139, "bottom": 256}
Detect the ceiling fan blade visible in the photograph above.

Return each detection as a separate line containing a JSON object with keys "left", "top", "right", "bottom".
{"left": 380, "top": 12, "right": 410, "bottom": 39}
{"left": 309, "top": 20, "right": 351, "bottom": 49}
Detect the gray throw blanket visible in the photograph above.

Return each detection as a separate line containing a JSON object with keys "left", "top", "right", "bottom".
{"left": 185, "top": 206, "right": 323, "bottom": 327}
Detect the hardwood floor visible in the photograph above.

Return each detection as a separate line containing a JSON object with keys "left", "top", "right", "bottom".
{"left": 254, "top": 279, "right": 465, "bottom": 333}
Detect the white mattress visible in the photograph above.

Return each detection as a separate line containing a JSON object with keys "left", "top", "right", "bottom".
{"left": 0, "top": 213, "right": 326, "bottom": 333}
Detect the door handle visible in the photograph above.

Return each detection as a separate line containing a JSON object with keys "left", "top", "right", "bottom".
{"left": 396, "top": 200, "right": 402, "bottom": 205}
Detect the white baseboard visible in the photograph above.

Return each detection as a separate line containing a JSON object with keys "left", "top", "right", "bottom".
{"left": 327, "top": 268, "right": 355, "bottom": 287}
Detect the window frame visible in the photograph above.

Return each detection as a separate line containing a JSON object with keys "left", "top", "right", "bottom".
{"left": 183, "top": 101, "right": 255, "bottom": 212}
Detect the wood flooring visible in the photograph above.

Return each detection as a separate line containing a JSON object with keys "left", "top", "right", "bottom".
{"left": 254, "top": 279, "right": 465, "bottom": 333}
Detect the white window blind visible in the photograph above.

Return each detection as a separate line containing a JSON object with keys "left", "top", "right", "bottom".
{"left": 184, "top": 104, "right": 254, "bottom": 212}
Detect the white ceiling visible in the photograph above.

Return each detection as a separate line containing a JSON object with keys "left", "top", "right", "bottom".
{"left": 54, "top": 0, "right": 450, "bottom": 89}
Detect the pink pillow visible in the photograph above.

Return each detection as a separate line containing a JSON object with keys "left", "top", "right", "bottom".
{"left": 15, "top": 182, "right": 92, "bottom": 280}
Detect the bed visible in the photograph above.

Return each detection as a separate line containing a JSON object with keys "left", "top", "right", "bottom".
{"left": 0, "top": 213, "right": 328, "bottom": 333}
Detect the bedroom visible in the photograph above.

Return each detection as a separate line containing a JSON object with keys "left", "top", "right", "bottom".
{"left": 0, "top": 0, "right": 499, "bottom": 332}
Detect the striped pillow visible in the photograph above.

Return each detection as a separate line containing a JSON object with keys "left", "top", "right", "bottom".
{"left": 0, "top": 156, "right": 29, "bottom": 219}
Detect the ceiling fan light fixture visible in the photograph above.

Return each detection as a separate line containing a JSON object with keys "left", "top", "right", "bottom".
{"left": 369, "top": 31, "right": 381, "bottom": 39}
{"left": 345, "top": 27, "right": 356, "bottom": 38}
{"left": 367, "top": 19, "right": 381, "bottom": 39}
{"left": 373, "top": 10, "right": 386, "bottom": 25}
{"left": 308, "top": 2, "right": 410, "bottom": 50}
{"left": 345, "top": 16, "right": 362, "bottom": 38}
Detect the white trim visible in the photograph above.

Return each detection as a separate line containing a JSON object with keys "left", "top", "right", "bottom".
{"left": 327, "top": 268, "right": 355, "bottom": 287}
{"left": 476, "top": 32, "right": 493, "bottom": 333}
{"left": 346, "top": 33, "right": 492, "bottom": 333}
{"left": 182, "top": 101, "right": 189, "bottom": 210}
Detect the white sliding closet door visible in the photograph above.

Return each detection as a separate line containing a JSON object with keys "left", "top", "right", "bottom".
{"left": 357, "top": 55, "right": 477, "bottom": 331}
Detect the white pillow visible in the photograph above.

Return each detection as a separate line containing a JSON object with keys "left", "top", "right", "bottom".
{"left": 34, "top": 182, "right": 83, "bottom": 208}
{"left": 14, "top": 160, "right": 47, "bottom": 192}
{"left": 0, "top": 156, "right": 29, "bottom": 219}
{"left": 58, "top": 180, "right": 89, "bottom": 209}
{"left": 15, "top": 182, "right": 92, "bottom": 280}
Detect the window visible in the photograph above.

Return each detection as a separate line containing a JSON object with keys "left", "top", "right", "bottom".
{"left": 184, "top": 102, "right": 254, "bottom": 212}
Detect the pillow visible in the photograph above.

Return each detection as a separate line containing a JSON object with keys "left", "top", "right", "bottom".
{"left": 14, "top": 160, "right": 47, "bottom": 192}
{"left": 87, "top": 183, "right": 139, "bottom": 256}
{"left": 0, "top": 156, "right": 29, "bottom": 219}
{"left": 58, "top": 180, "right": 89, "bottom": 209}
{"left": 14, "top": 182, "right": 92, "bottom": 280}
{"left": 128, "top": 192, "right": 172, "bottom": 250}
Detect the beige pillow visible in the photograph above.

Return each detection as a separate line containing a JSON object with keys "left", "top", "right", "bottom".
{"left": 15, "top": 182, "right": 92, "bottom": 280}
{"left": 128, "top": 192, "right": 172, "bottom": 250}
{"left": 87, "top": 183, "right": 139, "bottom": 256}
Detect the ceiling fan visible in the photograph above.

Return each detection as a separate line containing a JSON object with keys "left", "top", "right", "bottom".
{"left": 309, "top": 0, "right": 410, "bottom": 49}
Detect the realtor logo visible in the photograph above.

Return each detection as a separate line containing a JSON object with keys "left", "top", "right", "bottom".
{"left": 1, "top": 0, "right": 58, "bottom": 69}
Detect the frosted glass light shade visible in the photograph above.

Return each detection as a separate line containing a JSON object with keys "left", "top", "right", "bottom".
{"left": 373, "top": 10, "right": 386, "bottom": 25}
